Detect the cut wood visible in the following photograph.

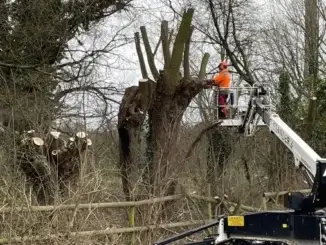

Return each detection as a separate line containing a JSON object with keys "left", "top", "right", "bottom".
{"left": 51, "top": 149, "right": 60, "bottom": 156}
{"left": 76, "top": 132, "right": 86, "bottom": 139}
{"left": 86, "top": 138, "right": 92, "bottom": 146}
{"left": 15, "top": 128, "right": 93, "bottom": 205}
{"left": 49, "top": 131, "right": 61, "bottom": 139}
{"left": 32, "top": 137, "right": 44, "bottom": 146}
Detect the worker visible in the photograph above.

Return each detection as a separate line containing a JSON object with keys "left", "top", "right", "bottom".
{"left": 206, "top": 60, "right": 231, "bottom": 119}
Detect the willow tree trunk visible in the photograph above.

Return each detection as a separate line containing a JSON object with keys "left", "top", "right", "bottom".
{"left": 117, "top": 9, "right": 210, "bottom": 203}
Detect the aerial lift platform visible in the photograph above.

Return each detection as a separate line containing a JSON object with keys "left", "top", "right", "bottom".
{"left": 154, "top": 85, "right": 326, "bottom": 245}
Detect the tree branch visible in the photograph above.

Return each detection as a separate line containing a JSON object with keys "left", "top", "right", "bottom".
{"left": 161, "top": 20, "right": 171, "bottom": 67}
{"left": 55, "top": 86, "right": 120, "bottom": 105}
{"left": 183, "top": 25, "right": 194, "bottom": 79}
{"left": 166, "top": 8, "right": 194, "bottom": 87}
{"left": 153, "top": 35, "right": 162, "bottom": 57}
{"left": 168, "top": 29, "right": 174, "bottom": 47}
{"left": 140, "top": 26, "right": 159, "bottom": 80}
{"left": 198, "top": 53, "right": 210, "bottom": 81}
{"left": 184, "top": 122, "right": 222, "bottom": 160}
{"left": 134, "top": 32, "right": 148, "bottom": 79}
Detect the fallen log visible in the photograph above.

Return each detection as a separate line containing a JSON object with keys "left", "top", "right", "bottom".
{"left": 0, "top": 220, "right": 213, "bottom": 244}
{"left": 0, "top": 194, "right": 185, "bottom": 213}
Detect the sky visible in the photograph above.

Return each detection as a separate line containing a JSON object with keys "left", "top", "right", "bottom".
{"left": 58, "top": 0, "right": 273, "bottom": 129}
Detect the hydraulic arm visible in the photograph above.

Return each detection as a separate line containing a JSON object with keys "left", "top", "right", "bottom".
{"left": 154, "top": 85, "right": 326, "bottom": 245}
{"left": 240, "top": 85, "right": 326, "bottom": 213}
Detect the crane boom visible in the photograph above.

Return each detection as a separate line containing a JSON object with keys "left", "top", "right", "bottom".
{"left": 242, "top": 93, "right": 321, "bottom": 177}
{"left": 240, "top": 86, "right": 326, "bottom": 212}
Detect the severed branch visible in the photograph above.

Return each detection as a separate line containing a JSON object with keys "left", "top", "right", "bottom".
{"left": 140, "top": 26, "right": 159, "bottom": 80}
{"left": 184, "top": 25, "right": 194, "bottom": 79}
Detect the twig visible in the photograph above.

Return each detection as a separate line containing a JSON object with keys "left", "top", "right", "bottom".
{"left": 184, "top": 122, "right": 222, "bottom": 160}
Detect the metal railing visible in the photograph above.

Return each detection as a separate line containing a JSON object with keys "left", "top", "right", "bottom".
{"left": 214, "top": 85, "right": 272, "bottom": 120}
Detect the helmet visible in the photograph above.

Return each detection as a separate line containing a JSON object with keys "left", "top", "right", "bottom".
{"left": 218, "top": 60, "right": 229, "bottom": 69}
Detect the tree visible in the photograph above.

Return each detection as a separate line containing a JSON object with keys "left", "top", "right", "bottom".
{"left": 117, "top": 8, "right": 211, "bottom": 202}
{"left": 304, "top": 0, "right": 319, "bottom": 140}
{"left": 0, "top": 0, "right": 132, "bottom": 204}
{"left": 278, "top": 70, "right": 293, "bottom": 121}
{"left": 268, "top": 70, "right": 295, "bottom": 190}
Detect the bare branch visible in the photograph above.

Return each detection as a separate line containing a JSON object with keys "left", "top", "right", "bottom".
{"left": 55, "top": 86, "right": 120, "bottom": 105}
{"left": 184, "top": 122, "right": 221, "bottom": 160}
{"left": 134, "top": 32, "right": 148, "bottom": 79}
{"left": 168, "top": 29, "right": 174, "bottom": 47}
{"left": 153, "top": 35, "right": 162, "bottom": 57}
{"left": 161, "top": 20, "right": 171, "bottom": 67}
{"left": 198, "top": 53, "right": 210, "bottom": 81}
{"left": 183, "top": 26, "right": 194, "bottom": 79}
{"left": 166, "top": 8, "right": 194, "bottom": 87}
{"left": 208, "top": 0, "right": 255, "bottom": 85}
{"left": 140, "top": 26, "right": 159, "bottom": 80}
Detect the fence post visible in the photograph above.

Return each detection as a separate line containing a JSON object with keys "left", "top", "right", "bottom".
{"left": 207, "top": 184, "right": 213, "bottom": 234}
{"left": 129, "top": 205, "right": 135, "bottom": 245}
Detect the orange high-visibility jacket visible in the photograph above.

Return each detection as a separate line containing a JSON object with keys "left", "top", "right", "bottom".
{"left": 213, "top": 69, "right": 231, "bottom": 89}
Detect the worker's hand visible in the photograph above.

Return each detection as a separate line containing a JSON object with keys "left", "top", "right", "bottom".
{"left": 204, "top": 79, "right": 213, "bottom": 89}
{"left": 206, "top": 79, "right": 214, "bottom": 86}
